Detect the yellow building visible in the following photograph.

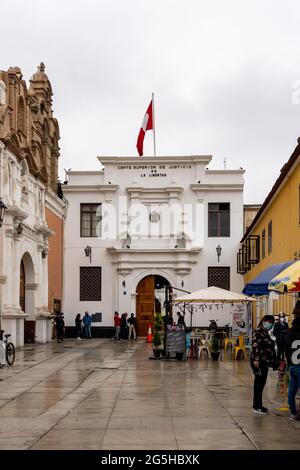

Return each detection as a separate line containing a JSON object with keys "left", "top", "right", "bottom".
{"left": 239, "top": 138, "right": 300, "bottom": 325}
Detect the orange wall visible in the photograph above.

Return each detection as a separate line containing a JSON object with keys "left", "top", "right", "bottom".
{"left": 45, "top": 207, "right": 63, "bottom": 312}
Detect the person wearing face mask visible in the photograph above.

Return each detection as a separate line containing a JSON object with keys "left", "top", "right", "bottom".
{"left": 250, "top": 315, "right": 276, "bottom": 414}
{"left": 273, "top": 313, "right": 289, "bottom": 361}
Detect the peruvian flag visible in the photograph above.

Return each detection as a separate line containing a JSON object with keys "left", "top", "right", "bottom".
{"left": 136, "top": 100, "right": 153, "bottom": 156}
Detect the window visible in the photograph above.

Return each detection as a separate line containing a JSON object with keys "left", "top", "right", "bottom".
{"left": 268, "top": 221, "right": 272, "bottom": 254}
{"left": 80, "top": 203, "right": 102, "bottom": 237}
{"left": 80, "top": 267, "right": 101, "bottom": 301}
{"left": 208, "top": 203, "right": 230, "bottom": 237}
{"left": 208, "top": 267, "right": 230, "bottom": 291}
{"left": 299, "top": 185, "right": 300, "bottom": 225}
{"left": 262, "top": 229, "right": 266, "bottom": 259}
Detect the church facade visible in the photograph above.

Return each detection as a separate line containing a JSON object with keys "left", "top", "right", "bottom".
{"left": 62, "top": 155, "right": 245, "bottom": 334}
{"left": 0, "top": 64, "right": 65, "bottom": 346}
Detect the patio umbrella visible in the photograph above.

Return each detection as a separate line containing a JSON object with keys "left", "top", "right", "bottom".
{"left": 174, "top": 286, "right": 254, "bottom": 303}
{"left": 268, "top": 260, "right": 300, "bottom": 293}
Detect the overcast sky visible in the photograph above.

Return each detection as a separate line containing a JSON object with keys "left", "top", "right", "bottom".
{"left": 2, "top": 0, "right": 300, "bottom": 203}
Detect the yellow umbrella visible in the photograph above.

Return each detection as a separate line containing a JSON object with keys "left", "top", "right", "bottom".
{"left": 268, "top": 260, "right": 300, "bottom": 293}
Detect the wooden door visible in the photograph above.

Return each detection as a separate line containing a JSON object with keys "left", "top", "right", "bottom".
{"left": 136, "top": 275, "right": 155, "bottom": 337}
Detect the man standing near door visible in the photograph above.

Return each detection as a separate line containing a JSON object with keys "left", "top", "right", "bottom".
{"left": 128, "top": 313, "right": 137, "bottom": 340}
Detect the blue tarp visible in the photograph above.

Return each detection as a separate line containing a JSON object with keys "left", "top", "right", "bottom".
{"left": 242, "top": 261, "right": 295, "bottom": 296}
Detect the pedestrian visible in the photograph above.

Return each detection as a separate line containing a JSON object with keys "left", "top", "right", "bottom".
{"left": 167, "top": 311, "right": 174, "bottom": 326}
{"left": 177, "top": 311, "right": 186, "bottom": 328}
{"left": 75, "top": 313, "right": 82, "bottom": 340}
{"left": 120, "top": 313, "right": 128, "bottom": 340}
{"left": 114, "top": 311, "right": 121, "bottom": 341}
{"left": 273, "top": 313, "right": 289, "bottom": 361}
{"left": 55, "top": 312, "right": 64, "bottom": 343}
{"left": 83, "top": 311, "right": 92, "bottom": 338}
{"left": 250, "top": 315, "right": 276, "bottom": 414}
{"left": 128, "top": 313, "right": 137, "bottom": 340}
{"left": 284, "top": 316, "right": 300, "bottom": 421}
{"left": 292, "top": 300, "right": 300, "bottom": 318}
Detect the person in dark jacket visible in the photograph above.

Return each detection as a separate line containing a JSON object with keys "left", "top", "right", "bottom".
{"left": 127, "top": 313, "right": 137, "bottom": 340}
{"left": 250, "top": 315, "right": 276, "bottom": 414}
{"left": 55, "top": 313, "right": 64, "bottom": 343}
{"left": 284, "top": 316, "right": 300, "bottom": 420}
{"left": 273, "top": 313, "right": 289, "bottom": 361}
{"left": 120, "top": 313, "right": 128, "bottom": 340}
{"left": 75, "top": 314, "right": 82, "bottom": 340}
{"left": 177, "top": 312, "right": 186, "bottom": 328}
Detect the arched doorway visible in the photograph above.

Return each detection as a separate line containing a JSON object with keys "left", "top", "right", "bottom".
{"left": 20, "top": 253, "right": 35, "bottom": 343}
{"left": 136, "top": 275, "right": 172, "bottom": 336}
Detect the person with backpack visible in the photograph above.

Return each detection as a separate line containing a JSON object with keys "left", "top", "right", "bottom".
{"left": 128, "top": 313, "right": 137, "bottom": 340}
{"left": 284, "top": 316, "right": 300, "bottom": 421}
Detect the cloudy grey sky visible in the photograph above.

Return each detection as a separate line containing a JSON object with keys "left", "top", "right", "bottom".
{"left": 2, "top": 0, "right": 300, "bottom": 203}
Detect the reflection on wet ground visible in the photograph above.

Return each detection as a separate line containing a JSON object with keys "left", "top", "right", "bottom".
{"left": 0, "top": 339, "right": 299, "bottom": 450}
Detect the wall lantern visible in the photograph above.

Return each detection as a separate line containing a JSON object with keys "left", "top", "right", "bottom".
{"left": 181, "top": 279, "right": 184, "bottom": 288}
{"left": 84, "top": 245, "right": 92, "bottom": 263}
{"left": 16, "top": 223, "right": 23, "bottom": 235}
{"left": 0, "top": 199, "right": 7, "bottom": 227}
{"left": 216, "top": 244, "right": 222, "bottom": 262}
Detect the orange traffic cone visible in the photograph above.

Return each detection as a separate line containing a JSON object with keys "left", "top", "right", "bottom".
{"left": 147, "top": 323, "right": 153, "bottom": 343}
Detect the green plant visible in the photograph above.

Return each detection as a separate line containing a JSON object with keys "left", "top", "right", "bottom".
{"left": 154, "top": 312, "right": 163, "bottom": 330}
{"left": 210, "top": 334, "right": 219, "bottom": 352}
{"left": 152, "top": 331, "right": 161, "bottom": 348}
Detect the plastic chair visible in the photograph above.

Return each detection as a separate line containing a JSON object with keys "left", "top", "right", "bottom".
{"left": 224, "top": 337, "right": 236, "bottom": 352}
{"left": 198, "top": 339, "right": 210, "bottom": 359}
{"left": 234, "top": 335, "right": 247, "bottom": 360}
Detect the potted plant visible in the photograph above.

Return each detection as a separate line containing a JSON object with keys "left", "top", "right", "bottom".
{"left": 152, "top": 331, "right": 162, "bottom": 358}
{"left": 210, "top": 334, "right": 220, "bottom": 361}
{"left": 154, "top": 312, "right": 163, "bottom": 331}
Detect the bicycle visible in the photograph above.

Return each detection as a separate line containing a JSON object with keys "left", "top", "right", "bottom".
{"left": 0, "top": 329, "right": 15, "bottom": 367}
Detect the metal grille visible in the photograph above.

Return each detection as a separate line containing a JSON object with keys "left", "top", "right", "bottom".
{"left": 80, "top": 267, "right": 101, "bottom": 301}
{"left": 208, "top": 267, "right": 230, "bottom": 291}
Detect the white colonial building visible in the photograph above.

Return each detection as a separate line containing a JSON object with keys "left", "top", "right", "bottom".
{"left": 62, "top": 155, "right": 245, "bottom": 336}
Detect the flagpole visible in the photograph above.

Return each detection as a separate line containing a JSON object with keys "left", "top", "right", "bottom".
{"left": 152, "top": 92, "right": 156, "bottom": 156}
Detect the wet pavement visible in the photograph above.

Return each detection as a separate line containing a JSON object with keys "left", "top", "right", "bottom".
{"left": 0, "top": 338, "right": 299, "bottom": 450}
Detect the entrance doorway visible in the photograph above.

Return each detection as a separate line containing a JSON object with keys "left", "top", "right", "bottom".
{"left": 20, "top": 253, "right": 36, "bottom": 343}
{"left": 136, "top": 275, "right": 172, "bottom": 336}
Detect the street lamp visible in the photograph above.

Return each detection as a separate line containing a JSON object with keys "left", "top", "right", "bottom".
{"left": 216, "top": 244, "right": 222, "bottom": 262}
{"left": 0, "top": 199, "right": 7, "bottom": 227}
{"left": 84, "top": 245, "right": 92, "bottom": 263}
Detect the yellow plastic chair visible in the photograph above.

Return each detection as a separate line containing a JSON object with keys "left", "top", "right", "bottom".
{"left": 234, "top": 335, "right": 247, "bottom": 360}
{"left": 224, "top": 337, "right": 236, "bottom": 352}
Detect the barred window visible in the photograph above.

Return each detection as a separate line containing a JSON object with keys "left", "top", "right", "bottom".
{"left": 80, "top": 267, "right": 101, "bottom": 301}
{"left": 208, "top": 267, "right": 230, "bottom": 291}
{"left": 262, "top": 229, "right": 266, "bottom": 259}
{"left": 268, "top": 221, "right": 272, "bottom": 254}
{"left": 80, "top": 203, "right": 102, "bottom": 237}
{"left": 208, "top": 203, "right": 230, "bottom": 237}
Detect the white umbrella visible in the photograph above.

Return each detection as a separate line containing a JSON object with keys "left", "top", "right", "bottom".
{"left": 174, "top": 286, "right": 254, "bottom": 304}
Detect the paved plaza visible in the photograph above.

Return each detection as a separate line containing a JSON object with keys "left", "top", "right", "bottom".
{"left": 0, "top": 339, "right": 299, "bottom": 450}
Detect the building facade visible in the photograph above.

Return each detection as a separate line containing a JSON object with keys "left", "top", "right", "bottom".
{"left": 0, "top": 64, "right": 65, "bottom": 346}
{"left": 63, "top": 155, "right": 245, "bottom": 334}
{"left": 239, "top": 138, "right": 300, "bottom": 324}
